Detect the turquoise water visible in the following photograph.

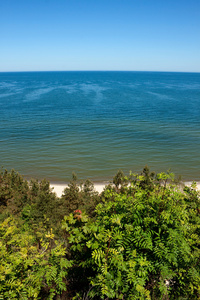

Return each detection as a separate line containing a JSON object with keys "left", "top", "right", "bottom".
{"left": 0, "top": 71, "right": 200, "bottom": 182}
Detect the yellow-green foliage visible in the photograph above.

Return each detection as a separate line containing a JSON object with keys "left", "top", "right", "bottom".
{"left": 0, "top": 217, "right": 71, "bottom": 300}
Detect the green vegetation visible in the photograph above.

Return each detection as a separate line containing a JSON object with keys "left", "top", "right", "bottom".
{"left": 0, "top": 167, "right": 200, "bottom": 299}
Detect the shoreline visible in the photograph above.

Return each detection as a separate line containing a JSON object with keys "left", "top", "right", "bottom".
{"left": 50, "top": 182, "right": 109, "bottom": 197}
{"left": 50, "top": 181, "right": 200, "bottom": 198}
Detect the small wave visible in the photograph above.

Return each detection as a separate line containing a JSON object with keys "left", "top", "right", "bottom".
{"left": 178, "top": 83, "right": 200, "bottom": 90}
{"left": 80, "top": 83, "right": 108, "bottom": 104}
{"left": 24, "top": 87, "right": 55, "bottom": 102}
{"left": 61, "top": 84, "right": 78, "bottom": 94}
{"left": 0, "top": 82, "right": 17, "bottom": 89}
{"left": 0, "top": 92, "right": 16, "bottom": 98}
{"left": 148, "top": 91, "right": 173, "bottom": 100}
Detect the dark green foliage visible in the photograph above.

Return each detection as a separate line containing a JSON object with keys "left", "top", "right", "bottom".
{"left": 0, "top": 170, "right": 61, "bottom": 230}
{"left": 60, "top": 173, "right": 81, "bottom": 215}
{"left": 60, "top": 174, "right": 100, "bottom": 217}
{"left": 28, "top": 178, "right": 59, "bottom": 227}
{"left": 79, "top": 179, "right": 100, "bottom": 217}
{"left": 113, "top": 170, "right": 126, "bottom": 189}
{"left": 0, "top": 169, "right": 29, "bottom": 217}
{"left": 139, "top": 165, "right": 156, "bottom": 190}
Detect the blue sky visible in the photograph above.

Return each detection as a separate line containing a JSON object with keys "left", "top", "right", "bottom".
{"left": 1, "top": 0, "right": 200, "bottom": 72}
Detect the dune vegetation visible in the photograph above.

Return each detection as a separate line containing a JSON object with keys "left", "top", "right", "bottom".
{"left": 0, "top": 167, "right": 200, "bottom": 299}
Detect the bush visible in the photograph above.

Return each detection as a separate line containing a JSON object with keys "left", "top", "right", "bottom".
{"left": 62, "top": 169, "right": 200, "bottom": 299}
{"left": 1, "top": 167, "right": 200, "bottom": 299}
{"left": 0, "top": 216, "right": 72, "bottom": 300}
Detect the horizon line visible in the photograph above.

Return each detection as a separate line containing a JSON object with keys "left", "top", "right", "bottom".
{"left": 0, "top": 70, "right": 200, "bottom": 74}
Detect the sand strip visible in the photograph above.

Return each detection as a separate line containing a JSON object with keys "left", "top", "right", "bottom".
{"left": 50, "top": 181, "right": 200, "bottom": 198}
{"left": 50, "top": 183, "right": 107, "bottom": 197}
{"left": 185, "top": 181, "right": 200, "bottom": 191}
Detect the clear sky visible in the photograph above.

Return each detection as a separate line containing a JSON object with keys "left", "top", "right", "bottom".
{"left": 1, "top": 0, "right": 200, "bottom": 72}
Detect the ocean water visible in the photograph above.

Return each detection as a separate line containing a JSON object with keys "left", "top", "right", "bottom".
{"left": 0, "top": 71, "right": 200, "bottom": 182}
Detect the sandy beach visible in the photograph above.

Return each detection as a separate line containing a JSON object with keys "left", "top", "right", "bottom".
{"left": 50, "top": 182, "right": 108, "bottom": 197}
{"left": 185, "top": 182, "right": 200, "bottom": 191}
{"left": 50, "top": 181, "right": 200, "bottom": 198}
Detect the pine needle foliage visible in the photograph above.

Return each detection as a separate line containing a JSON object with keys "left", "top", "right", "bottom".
{"left": 60, "top": 174, "right": 100, "bottom": 217}
{"left": 0, "top": 169, "right": 29, "bottom": 216}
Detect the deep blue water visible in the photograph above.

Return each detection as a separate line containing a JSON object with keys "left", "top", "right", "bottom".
{"left": 0, "top": 71, "right": 200, "bottom": 182}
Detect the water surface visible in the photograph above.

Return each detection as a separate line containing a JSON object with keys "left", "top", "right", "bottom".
{"left": 0, "top": 71, "right": 200, "bottom": 182}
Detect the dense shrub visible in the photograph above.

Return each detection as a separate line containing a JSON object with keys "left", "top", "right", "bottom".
{"left": 0, "top": 167, "right": 200, "bottom": 299}
{"left": 62, "top": 169, "right": 200, "bottom": 299}
{"left": 0, "top": 216, "right": 71, "bottom": 299}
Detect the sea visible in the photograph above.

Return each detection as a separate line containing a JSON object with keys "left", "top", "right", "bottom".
{"left": 0, "top": 71, "right": 200, "bottom": 183}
